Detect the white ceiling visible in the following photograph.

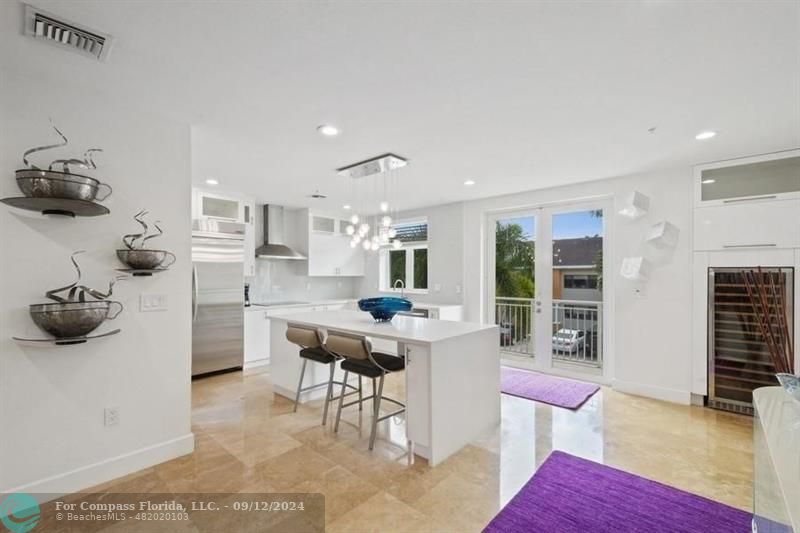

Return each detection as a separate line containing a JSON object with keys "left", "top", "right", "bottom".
{"left": 1, "top": 1, "right": 798, "bottom": 212}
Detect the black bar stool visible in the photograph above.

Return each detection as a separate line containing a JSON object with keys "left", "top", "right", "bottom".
{"left": 285, "top": 323, "right": 360, "bottom": 425}
{"left": 325, "top": 330, "right": 406, "bottom": 450}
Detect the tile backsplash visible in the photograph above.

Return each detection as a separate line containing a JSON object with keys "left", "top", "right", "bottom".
{"left": 247, "top": 260, "right": 358, "bottom": 303}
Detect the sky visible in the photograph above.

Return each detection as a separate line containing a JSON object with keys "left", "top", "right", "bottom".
{"left": 501, "top": 210, "right": 603, "bottom": 240}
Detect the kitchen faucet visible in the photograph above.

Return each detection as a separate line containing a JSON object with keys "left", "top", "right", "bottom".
{"left": 393, "top": 279, "right": 405, "bottom": 299}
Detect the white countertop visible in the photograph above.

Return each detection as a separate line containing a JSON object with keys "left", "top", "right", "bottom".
{"left": 753, "top": 387, "right": 800, "bottom": 531}
{"left": 269, "top": 309, "right": 496, "bottom": 344}
{"left": 245, "top": 299, "right": 353, "bottom": 312}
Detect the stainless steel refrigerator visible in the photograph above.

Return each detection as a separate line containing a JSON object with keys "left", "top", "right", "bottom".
{"left": 191, "top": 219, "right": 245, "bottom": 376}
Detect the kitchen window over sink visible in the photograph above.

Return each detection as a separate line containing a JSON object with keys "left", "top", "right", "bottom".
{"left": 380, "top": 219, "right": 428, "bottom": 293}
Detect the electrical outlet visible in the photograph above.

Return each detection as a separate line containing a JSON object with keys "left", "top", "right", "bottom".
{"left": 434, "top": 284, "right": 442, "bottom": 292}
{"left": 455, "top": 285, "right": 462, "bottom": 294}
{"left": 140, "top": 293, "right": 168, "bottom": 312}
{"left": 104, "top": 407, "right": 119, "bottom": 426}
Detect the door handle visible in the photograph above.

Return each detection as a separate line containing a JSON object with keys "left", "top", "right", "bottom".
{"left": 722, "top": 243, "right": 777, "bottom": 249}
{"left": 192, "top": 265, "right": 199, "bottom": 321}
{"left": 722, "top": 195, "right": 777, "bottom": 204}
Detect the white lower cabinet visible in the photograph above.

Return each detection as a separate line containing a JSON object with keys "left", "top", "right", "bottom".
{"left": 244, "top": 310, "right": 270, "bottom": 366}
{"left": 403, "top": 343, "right": 431, "bottom": 449}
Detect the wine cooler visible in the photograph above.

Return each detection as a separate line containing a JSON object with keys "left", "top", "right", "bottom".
{"left": 707, "top": 267, "right": 794, "bottom": 415}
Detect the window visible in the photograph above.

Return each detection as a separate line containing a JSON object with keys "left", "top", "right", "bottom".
{"left": 564, "top": 274, "right": 598, "bottom": 290}
{"left": 381, "top": 219, "right": 428, "bottom": 292}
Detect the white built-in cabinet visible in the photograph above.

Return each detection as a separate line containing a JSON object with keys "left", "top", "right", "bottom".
{"left": 693, "top": 199, "right": 800, "bottom": 251}
{"left": 690, "top": 150, "right": 800, "bottom": 397}
{"left": 692, "top": 151, "right": 800, "bottom": 251}
{"left": 244, "top": 302, "right": 349, "bottom": 367}
{"left": 193, "top": 188, "right": 256, "bottom": 276}
{"left": 298, "top": 210, "right": 365, "bottom": 277}
{"left": 244, "top": 309, "right": 270, "bottom": 365}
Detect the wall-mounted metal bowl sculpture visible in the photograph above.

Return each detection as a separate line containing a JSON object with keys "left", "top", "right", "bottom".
{"left": 13, "top": 251, "right": 124, "bottom": 345}
{"left": 116, "top": 210, "right": 175, "bottom": 276}
{"left": 30, "top": 300, "right": 123, "bottom": 338}
{"left": 1, "top": 123, "right": 111, "bottom": 217}
{"left": 358, "top": 297, "right": 413, "bottom": 322}
{"left": 16, "top": 169, "right": 112, "bottom": 202}
{"left": 116, "top": 249, "right": 176, "bottom": 270}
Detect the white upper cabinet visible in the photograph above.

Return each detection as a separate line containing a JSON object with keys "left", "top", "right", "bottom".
{"left": 311, "top": 215, "right": 336, "bottom": 234}
{"left": 692, "top": 151, "right": 800, "bottom": 252}
{"left": 193, "top": 189, "right": 256, "bottom": 276}
{"left": 299, "top": 209, "right": 365, "bottom": 277}
{"left": 694, "top": 150, "right": 800, "bottom": 207}
{"left": 693, "top": 199, "right": 800, "bottom": 251}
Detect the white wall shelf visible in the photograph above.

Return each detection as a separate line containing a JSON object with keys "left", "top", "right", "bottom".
{"left": 645, "top": 221, "right": 679, "bottom": 248}
{"left": 620, "top": 256, "right": 649, "bottom": 281}
{"left": 618, "top": 191, "right": 650, "bottom": 220}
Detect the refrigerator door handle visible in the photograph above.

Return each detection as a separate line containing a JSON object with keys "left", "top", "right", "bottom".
{"left": 192, "top": 265, "right": 199, "bottom": 321}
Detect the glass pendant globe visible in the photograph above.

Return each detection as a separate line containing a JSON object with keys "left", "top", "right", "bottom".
{"left": 380, "top": 233, "right": 389, "bottom": 244}
{"left": 349, "top": 239, "right": 357, "bottom": 248}
{"left": 392, "top": 239, "right": 402, "bottom": 249}
{"left": 353, "top": 234, "right": 362, "bottom": 243}
{"left": 380, "top": 201, "right": 389, "bottom": 212}
{"left": 381, "top": 215, "right": 392, "bottom": 227}
{"left": 388, "top": 228, "right": 397, "bottom": 238}
{"left": 350, "top": 214, "right": 360, "bottom": 225}
{"left": 345, "top": 224, "right": 355, "bottom": 235}
{"left": 359, "top": 223, "right": 370, "bottom": 234}
{"left": 371, "top": 241, "right": 380, "bottom": 251}
{"left": 362, "top": 240, "right": 371, "bottom": 250}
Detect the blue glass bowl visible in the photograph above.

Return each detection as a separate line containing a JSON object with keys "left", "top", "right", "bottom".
{"left": 358, "top": 297, "right": 413, "bottom": 322}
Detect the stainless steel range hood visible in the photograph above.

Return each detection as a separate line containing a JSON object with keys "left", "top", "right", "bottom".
{"left": 255, "top": 205, "right": 306, "bottom": 260}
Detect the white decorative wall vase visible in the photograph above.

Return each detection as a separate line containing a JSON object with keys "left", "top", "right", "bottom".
{"left": 645, "top": 221, "right": 679, "bottom": 248}
{"left": 618, "top": 191, "right": 650, "bottom": 220}
{"left": 620, "top": 256, "right": 649, "bottom": 280}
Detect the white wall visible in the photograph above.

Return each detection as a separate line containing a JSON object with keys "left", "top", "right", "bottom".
{"left": 356, "top": 170, "right": 694, "bottom": 402}
{"left": 463, "top": 168, "right": 694, "bottom": 403}
{"left": 0, "top": 73, "right": 193, "bottom": 493}
{"left": 358, "top": 202, "right": 465, "bottom": 305}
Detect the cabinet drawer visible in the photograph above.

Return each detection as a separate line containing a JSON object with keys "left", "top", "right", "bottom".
{"left": 693, "top": 200, "right": 800, "bottom": 251}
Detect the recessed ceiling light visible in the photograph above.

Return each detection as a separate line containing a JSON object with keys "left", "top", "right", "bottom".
{"left": 205, "top": 178, "right": 218, "bottom": 186}
{"left": 343, "top": 204, "right": 351, "bottom": 210}
{"left": 701, "top": 179, "right": 716, "bottom": 184}
{"left": 464, "top": 180, "right": 476, "bottom": 186}
{"left": 317, "top": 124, "right": 339, "bottom": 137}
{"left": 695, "top": 131, "right": 717, "bottom": 140}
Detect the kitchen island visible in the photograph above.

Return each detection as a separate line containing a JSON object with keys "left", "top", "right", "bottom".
{"left": 269, "top": 310, "right": 500, "bottom": 466}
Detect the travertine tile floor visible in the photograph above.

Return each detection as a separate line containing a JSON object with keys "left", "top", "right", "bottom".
{"left": 88, "top": 367, "right": 753, "bottom": 532}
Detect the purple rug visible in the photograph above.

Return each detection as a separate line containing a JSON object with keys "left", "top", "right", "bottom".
{"left": 500, "top": 366, "right": 600, "bottom": 409}
{"left": 484, "top": 451, "right": 751, "bottom": 533}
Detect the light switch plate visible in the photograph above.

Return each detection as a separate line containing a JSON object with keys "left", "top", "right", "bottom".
{"left": 140, "top": 293, "right": 168, "bottom": 312}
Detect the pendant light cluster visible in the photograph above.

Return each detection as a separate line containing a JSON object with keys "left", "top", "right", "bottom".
{"left": 337, "top": 153, "right": 408, "bottom": 252}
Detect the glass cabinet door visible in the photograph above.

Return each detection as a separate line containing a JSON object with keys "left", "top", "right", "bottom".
{"left": 699, "top": 154, "right": 800, "bottom": 203}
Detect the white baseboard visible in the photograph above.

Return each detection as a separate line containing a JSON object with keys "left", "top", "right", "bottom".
{"left": 4, "top": 433, "right": 195, "bottom": 501}
{"left": 612, "top": 379, "right": 691, "bottom": 405}
{"left": 244, "top": 358, "right": 270, "bottom": 370}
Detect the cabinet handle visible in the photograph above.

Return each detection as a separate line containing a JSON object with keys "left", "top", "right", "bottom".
{"left": 722, "top": 195, "right": 777, "bottom": 204}
{"left": 722, "top": 243, "right": 777, "bottom": 248}
{"left": 405, "top": 346, "right": 411, "bottom": 364}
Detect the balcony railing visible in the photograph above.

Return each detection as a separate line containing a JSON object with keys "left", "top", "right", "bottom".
{"left": 495, "top": 297, "right": 602, "bottom": 368}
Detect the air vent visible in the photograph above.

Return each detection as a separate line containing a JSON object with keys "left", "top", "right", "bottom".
{"left": 24, "top": 4, "right": 113, "bottom": 61}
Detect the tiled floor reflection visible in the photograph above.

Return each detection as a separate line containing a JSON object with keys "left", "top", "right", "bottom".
{"left": 88, "top": 366, "right": 754, "bottom": 532}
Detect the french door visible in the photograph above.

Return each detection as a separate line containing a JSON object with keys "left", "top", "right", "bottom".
{"left": 487, "top": 200, "right": 609, "bottom": 375}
